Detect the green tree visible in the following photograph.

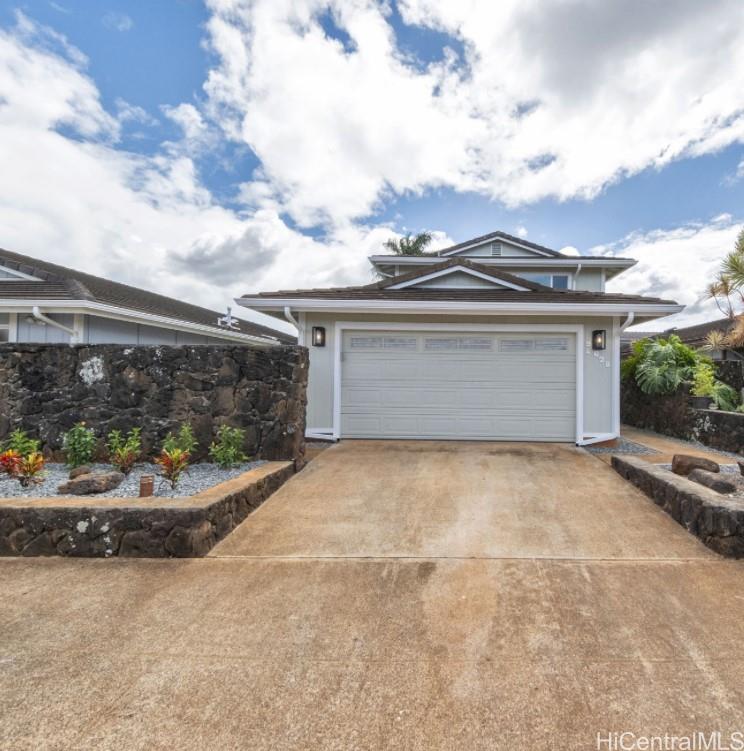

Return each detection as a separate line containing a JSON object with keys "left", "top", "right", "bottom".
{"left": 383, "top": 232, "right": 433, "bottom": 256}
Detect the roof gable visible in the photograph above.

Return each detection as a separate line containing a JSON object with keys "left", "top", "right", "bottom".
{"left": 377, "top": 258, "right": 552, "bottom": 292}
{"left": 436, "top": 231, "right": 564, "bottom": 259}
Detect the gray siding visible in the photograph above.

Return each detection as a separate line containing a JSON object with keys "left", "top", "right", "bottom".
{"left": 17, "top": 313, "right": 75, "bottom": 343}
{"left": 84, "top": 315, "right": 209, "bottom": 345}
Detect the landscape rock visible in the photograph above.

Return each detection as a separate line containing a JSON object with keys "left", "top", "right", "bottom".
{"left": 688, "top": 468, "right": 738, "bottom": 494}
{"left": 69, "top": 465, "right": 92, "bottom": 480}
{"left": 738, "top": 460, "right": 744, "bottom": 476}
{"left": 58, "top": 471, "right": 125, "bottom": 495}
{"left": 671, "top": 454, "right": 720, "bottom": 476}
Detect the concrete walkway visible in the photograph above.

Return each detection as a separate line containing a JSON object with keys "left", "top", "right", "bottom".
{"left": 3, "top": 441, "right": 744, "bottom": 750}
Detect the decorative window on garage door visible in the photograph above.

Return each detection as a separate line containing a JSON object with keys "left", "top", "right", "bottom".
{"left": 535, "top": 338, "right": 570, "bottom": 351}
{"left": 499, "top": 338, "right": 534, "bottom": 352}
{"left": 349, "top": 335, "right": 418, "bottom": 350}
{"left": 424, "top": 336, "right": 493, "bottom": 351}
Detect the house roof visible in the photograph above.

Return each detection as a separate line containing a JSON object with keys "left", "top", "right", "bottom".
{"left": 373, "top": 258, "right": 553, "bottom": 291}
{"left": 661, "top": 317, "right": 735, "bottom": 348}
{"left": 430, "top": 230, "right": 564, "bottom": 257}
{"left": 0, "top": 247, "right": 295, "bottom": 344}
{"left": 240, "top": 258, "right": 678, "bottom": 308}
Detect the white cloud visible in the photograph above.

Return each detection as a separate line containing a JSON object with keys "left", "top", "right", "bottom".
{"left": 515, "top": 226, "right": 528, "bottom": 239}
{"left": 1, "top": 4, "right": 743, "bottom": 342}
{"left": 603, "top": 218, "right": 743, "bottom": 329}
{"left": 203, "top": 0, "right": 744, "bottom": 225}
{"left": 102, "top": 12, "right": 133, "bottom": 33}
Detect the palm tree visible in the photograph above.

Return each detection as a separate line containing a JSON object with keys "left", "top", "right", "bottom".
{"left": 706, "top": 228, "right": 744, "bottom": 318}
{"left": 383, "top": 232, "right": 433, "bottom": 256}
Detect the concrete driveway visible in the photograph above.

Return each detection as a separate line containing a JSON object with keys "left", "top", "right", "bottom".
{"left": 3, "top": 441, "right": 744, "bottom": 750}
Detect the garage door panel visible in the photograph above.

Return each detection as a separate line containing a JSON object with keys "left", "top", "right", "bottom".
{"left": 340, "top": 330, "right": 577, "bottom": 441}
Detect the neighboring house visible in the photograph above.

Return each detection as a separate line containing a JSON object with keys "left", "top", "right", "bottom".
{"left": 620, "top": 318, "right": 743, "bottom": 360}
{"left": 237, "top": 230, "right": 682, "bottom": 445}
{"left": 661, "top": 318, "right": 742, "bottom": 361}
{"left": 0, "top": 248, "right": 293, "bottom": 347}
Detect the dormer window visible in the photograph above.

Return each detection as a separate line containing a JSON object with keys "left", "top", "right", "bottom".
{"left": 521, "top": 273, "right": 570, "bottom": 289}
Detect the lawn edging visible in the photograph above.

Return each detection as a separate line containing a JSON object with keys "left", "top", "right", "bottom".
{"left": 611, "top": 455, "right": 744, "bottom": 558}
{"left": 0, "top": 461, "right": 295, "bottom": 558}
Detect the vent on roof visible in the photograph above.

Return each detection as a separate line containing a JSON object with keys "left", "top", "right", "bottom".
{"left": 490, "top": 242, "right": 502, "bottom": 257}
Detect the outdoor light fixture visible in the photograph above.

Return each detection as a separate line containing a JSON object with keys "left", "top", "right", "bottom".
{"left": 592, "top": 329, "right": 607, "bottom": 351}
{"left": 312, "top": 326, "right": 326, "bottom": 347}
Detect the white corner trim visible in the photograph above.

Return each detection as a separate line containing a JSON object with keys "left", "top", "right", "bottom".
{"left": 386, "top": 264, "right": 531, "bottom": 291}
{"left": 331, "top": 321, "right": 586, "bottom": 444}
{"left": 577, "top": 432, "right": 617, "bottom": 446}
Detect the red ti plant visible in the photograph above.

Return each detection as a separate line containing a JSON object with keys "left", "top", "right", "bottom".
{"left": 0, "top": 449, "right": 21, "bottom": 478}
{"left": 155, "top": 447, "right": 190, "bottom": 490}
{"left": 16, "top": 452, "right": 45, "bottom": 487}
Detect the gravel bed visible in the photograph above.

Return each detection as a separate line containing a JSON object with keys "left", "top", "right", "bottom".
{"left": 0, "top": 461, "right": 266, "bottom": 499}
{"left": 583, "top": 438, "right": 659, "bottom": 455}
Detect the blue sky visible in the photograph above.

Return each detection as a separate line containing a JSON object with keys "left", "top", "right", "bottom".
{"left": 1, "top": 0, "right": 744, "bottom": 330}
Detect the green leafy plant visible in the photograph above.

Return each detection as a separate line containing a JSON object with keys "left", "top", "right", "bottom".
{"left": 155, "top": 447, "right": 190, "bottom": 489}
{"left": 162, "top": 424, "right": 197, "bottom": 455}
{"left": 622, "top": 335, "right": 705, "bottom": 396}
{"left": 16, "top": 451, "right": 45, "bottom": 487}
{"left": 62, "top": 422, "right": 96, "bottom": 468}
{"left": 106, "top": 428, "right": 142, "bottom": 474}
{"left": 209, "top": 426, "right": 247, "bottom": 468}
{"left": 710, "top": 380, "right": 740, "bottom": 412}
{"left": 691, "top": 362, "right": 716, "bottom": 398}
{"left": 4, "top": 429, "right": 40, "bottom": 456}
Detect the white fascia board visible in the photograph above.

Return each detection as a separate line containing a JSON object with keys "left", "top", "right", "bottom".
{"left": 369, "top": 255, "right": 636, "bottom": 269}
{"left": 237, "top": 297, "right": 683, "bottom": 319}
{"left": 386, "top": 264, "right": 530, "bottom": 291}
{"left": 0, "top": 299, "right": 280, "bottom": 345}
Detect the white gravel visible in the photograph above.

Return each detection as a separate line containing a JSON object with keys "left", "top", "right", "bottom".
{"left": 0, "top": 461, "right": 266, "bottom": 499}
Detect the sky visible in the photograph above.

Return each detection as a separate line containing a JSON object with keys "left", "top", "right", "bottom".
{"left": 2, "top": 1, "right": 744, "bottom": 334}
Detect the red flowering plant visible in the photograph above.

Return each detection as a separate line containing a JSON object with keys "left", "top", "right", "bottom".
{"left": 155, "top": 447, "right": 190, "bottom": 490}
{"left": 0, "top": 450, "right": 21, "bottom": 478}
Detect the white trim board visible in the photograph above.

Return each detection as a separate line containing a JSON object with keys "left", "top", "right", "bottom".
{"left": 331, "top": 321, "right": 587, "bottom": 444}
{"left": 386, "top": 264, "right": 531, "bottom": 291}
{"left": 240, "top": 297, "right": 683, "bottom": 320}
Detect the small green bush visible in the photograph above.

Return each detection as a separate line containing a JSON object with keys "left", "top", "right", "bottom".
{"left": 163, "top": 424, "right": 197, "bottom": 455}
{"left": 106, "top": 428, "right": 142, "bottom": 474}
{"left": 691, "top": 362, "right": 716, "bottom": 397}
{"left": 62, "top": 422, "right": 96, "bottom": 468}
{"left": 3, "top": 429, "right": 40, "bottom": 456}
{"left": 209, "top": 426, "right": 247, "bottom": 468}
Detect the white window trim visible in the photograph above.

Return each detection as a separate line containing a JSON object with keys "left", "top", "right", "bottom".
{"left": 386, "top": 264, "right": 530, "bottom": 291}
{"left": 331, "top": 321, "right": 587, "bottom": 444}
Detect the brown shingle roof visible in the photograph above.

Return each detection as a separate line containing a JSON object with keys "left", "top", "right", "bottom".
{"left": 0, "top": 248, "right": 295, "bottom": 343}
{"left": 371, "top": 258, "right": 554, "bottom": 291}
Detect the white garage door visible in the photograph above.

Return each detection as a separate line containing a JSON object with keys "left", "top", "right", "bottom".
{"left": 340, "top": 330, "right": 577, "bottom": 441}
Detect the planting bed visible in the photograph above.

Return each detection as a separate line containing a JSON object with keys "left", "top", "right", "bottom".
{"left": 0, "top": 461, "right": 265, "bottom": 499}
{"left": 0, "top": 461, "right": 295, "bottom": 558}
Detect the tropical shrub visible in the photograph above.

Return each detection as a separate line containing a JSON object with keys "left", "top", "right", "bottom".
{"left": 62, "top": 422, "right": 96, "bottom": 468}
{"left": 209, "top": 426, "right": 247, "bottom": 468}
{"left": 631, "top": 337, "right": 697, "bottom": 396}
{"left": 4, "top": 429, "right": 40, "bottom": 456}
{"left": 106, "top": 428, "right": 142, "bottom": 474}
{"left": 710, "top": 380, "right": 740, "bottom": 412}
{"left": 155, "top": 447, "right": 190, "bottom": 489}
{"left": 691, "top": 362, "right": 716, "bottom": 398}
{"left": 16, "top": 452, "right": 45, "bottom": 487}
{"left": 163, "top": 424, "right": 197, "bottom": 455}
{"left": 0, "top": 449, "right": 21, "bottom": 477}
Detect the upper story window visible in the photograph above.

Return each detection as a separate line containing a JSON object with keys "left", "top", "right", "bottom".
{"left": 520, "top": 273, "right": 570, "bottom": 289}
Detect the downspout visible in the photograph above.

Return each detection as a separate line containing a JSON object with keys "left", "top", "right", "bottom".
{"left": 283, "top": 306, "right": 304, "bottom": 341}
{"left": 620, "top": 311, "right": 634, "bottom": 331}
{"left": 574, "top": 262, "right": 582, "bottom": 290}
{"left": 31, "top": 306, "right": 79, "bottom": 343}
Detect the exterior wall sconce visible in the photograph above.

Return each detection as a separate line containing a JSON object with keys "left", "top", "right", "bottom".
{"left": 312, "top": 326, "right": 326, "bottom": 347}
{"left": 592, "top": 329, "right": 607, "bottom": 351}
